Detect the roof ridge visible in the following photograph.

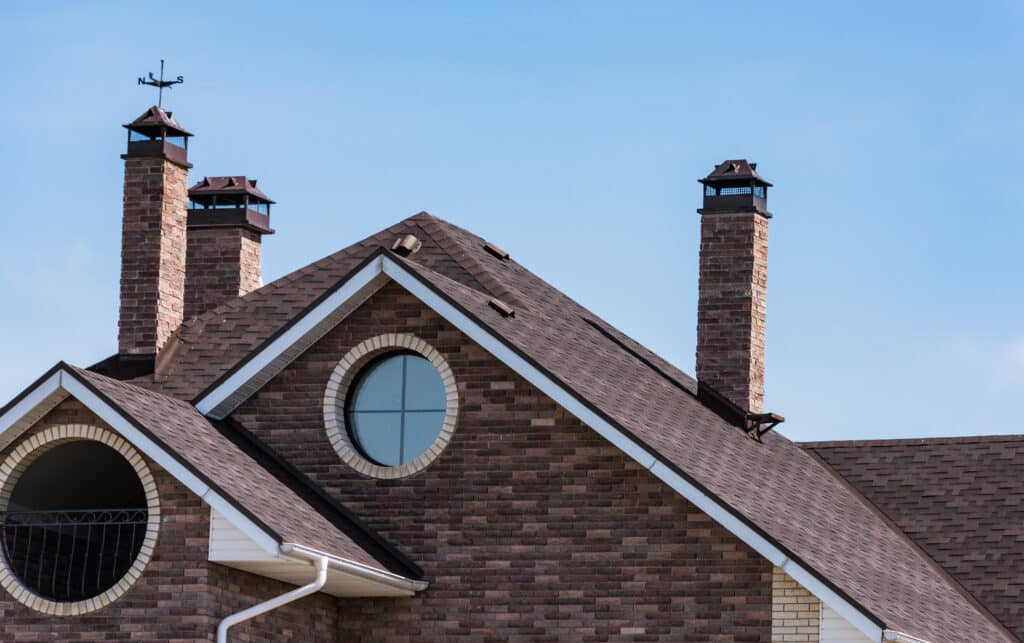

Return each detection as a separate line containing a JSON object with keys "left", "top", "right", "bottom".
{"left": 403, "top": 213, "right": 495, "bottom": 297}
{"left": 802, "top": 434, "right": 1024, "bottom": 449}
{"left": 418, "top": 214, "right": 528, "bottom": 309}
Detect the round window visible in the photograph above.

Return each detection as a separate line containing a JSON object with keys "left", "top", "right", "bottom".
{"left": 0, "top": 426, "right": 160, "bottom": 615}
{"left": 347, "top": 352, "right": 447, "bottom": 467}
{"left": 324, "top": 334, "right": 458, "bottom": 479}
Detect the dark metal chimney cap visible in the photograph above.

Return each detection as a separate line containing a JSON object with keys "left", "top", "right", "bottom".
{"left": 123, "top": 105, "right": 193, "bottom": 138}
{"left": 188, "top": 176, "right": 275, "bottom": 204}
{"left": 698, "top": 159, "right": 772, "bottom": 187}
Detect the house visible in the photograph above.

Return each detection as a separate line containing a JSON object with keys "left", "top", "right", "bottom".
{"left": 0, "top": 104, "right": 1019, "bottom": 642}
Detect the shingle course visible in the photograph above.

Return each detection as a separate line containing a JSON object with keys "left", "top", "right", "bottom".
{"left": 67, "top": 366, "right": 402, "bottom": 577}
{"left": 805, "top": 437, "right": 1024, "bottom": 640}
{"left": 136, "top": 211, "right": 1014, "bottom": 642}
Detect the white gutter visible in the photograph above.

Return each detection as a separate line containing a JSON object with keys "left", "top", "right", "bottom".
{"left": 281, "top": 542, "right": 429, "bottom": 594}
{"left": 883, "top": 631, "right": 930, "bottom": 643}
{"left": 217, "top": 551, "right": 329, "bottom": 643}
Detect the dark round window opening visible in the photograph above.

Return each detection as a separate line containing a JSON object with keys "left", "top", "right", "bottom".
{"left": 345, "top": 352, "right": 447, "bottom": 467}
{"left": 1, "top": 441, "right": 148, "bottom": 603}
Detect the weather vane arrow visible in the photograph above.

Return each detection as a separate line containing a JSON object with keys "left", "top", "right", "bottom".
{"left": 137, "top": 59, "right": 183, "bottom": 108}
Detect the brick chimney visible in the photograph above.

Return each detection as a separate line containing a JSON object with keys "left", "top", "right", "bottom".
{"left": 696, "top": 160, "right": 772, "bottom": 414}
{"left": 118, "top": 107, "right": 192, "bottom": 365}
{"left": 183, "top": 176, "right": 274, "bottom": 319}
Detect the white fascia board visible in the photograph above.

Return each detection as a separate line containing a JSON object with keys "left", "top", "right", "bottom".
{"left": 189, "top": 253, "right": 883, "bottom": 637}
{"left": 196, "top": 254, "right": 386, "bottom": 416}
{"left": 382, "top": 256, "right": 885, "bottom": 642}
{"left": 0, "top": 371, "right": 65, "bottom": 450}
{"left": 59, "top": 374, "right": 280, "bottom": 556}
{"left": 281, "top": 543, "right": 428, "bottom": 594}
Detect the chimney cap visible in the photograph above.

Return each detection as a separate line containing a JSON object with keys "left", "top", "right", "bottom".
{"left": 699, "top": 159, "right": 772, "bottom": 187}
{"left": 123, "top": 105, "right": 193, "bottom": 138}
{"left": 188, "top": 176, "right": 275, "bottom": 204}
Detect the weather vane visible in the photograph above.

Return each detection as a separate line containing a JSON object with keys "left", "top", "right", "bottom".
{"left": 137, "top": 59, "right": 183, "bottom": 108}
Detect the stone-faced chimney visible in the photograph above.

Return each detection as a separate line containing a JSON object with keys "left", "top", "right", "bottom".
{"left": 183, "top": 176, "right": 274, "bottom": 319}
{"left": 696, "top": 160, "right": 772, "bottom": 414}
{"left": 118, "top": 107, "right": 192, "bottom": 363}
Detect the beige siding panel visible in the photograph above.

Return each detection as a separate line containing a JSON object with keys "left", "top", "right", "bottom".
{"left": 821, "top": 605, "right": 873, "bottom": 643}
{"left": 208, "top": 508, "right": 276, "bottom": 562}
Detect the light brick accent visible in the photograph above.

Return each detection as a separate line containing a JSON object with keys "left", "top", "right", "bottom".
{"left": 184, "top": 227, "right": 263, "bottom": 319}
{"left": 0, "top": 425, "right": 160, "bottom": 616}
{"left": 118, "top": 156, "right": 189, "bottom": 356}
{"left": 772, "top": 567, "right": 821, "bottom": 642}
{"left": 323, "top": 333, "right": 458, "bottom": 479}
{"left": 696, "top": 211, "right": 769, "bottom": 413}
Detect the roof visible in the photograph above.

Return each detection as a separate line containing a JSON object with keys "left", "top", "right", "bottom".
{"left": 805, "top": 436, "right": 1024, "bottom": 640}
{"left": 138, "top": 212, "right": 1014, "bottom": 642}
{"left": 699, "top": 159, "right": 772, "bottom": 186}
{"left": 63, "top": 365, "right": 422, "bottom": 580}
{"left": 123, "top": 105, "right": 192, "bottom": 137}
{"left": 189, "top": 176, "right": 274, "bottom": 203}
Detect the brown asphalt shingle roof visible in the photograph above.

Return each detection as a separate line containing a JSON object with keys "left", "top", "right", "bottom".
{"left": 805, "top": 436, "right": 1024, "bottom": 641}
{"left": 65, "top": 366, "right": 411, "bottom": 578}
{"left": 140, "top": 212, "right": 1014, "bottom": 642}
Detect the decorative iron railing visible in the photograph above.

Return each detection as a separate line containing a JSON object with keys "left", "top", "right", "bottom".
{"left": 0, "top": 508, "right": 147, "bottom": 602}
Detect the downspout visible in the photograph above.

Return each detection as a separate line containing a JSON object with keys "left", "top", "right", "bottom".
{"left": 216, "top": 553, "right": 329, "bottom": 643}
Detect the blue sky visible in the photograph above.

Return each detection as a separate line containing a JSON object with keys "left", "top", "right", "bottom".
{"left": 1, "top": 1, "right": 1021, "bottom": 441}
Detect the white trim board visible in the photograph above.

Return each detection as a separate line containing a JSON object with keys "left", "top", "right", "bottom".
{"left": 0, "top": 366, "right": 423, "bottom": 597}
{"left": 193, "top": 253, "right": 886, "bottom": 641}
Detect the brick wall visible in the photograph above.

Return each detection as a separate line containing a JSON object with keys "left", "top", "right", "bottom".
{"left": 184, "top": 227, "right": 263, "bottom": 320}
{"left": 771, "top": 567, "right": 820, "bottom": 642}
{"left": 118, "top": 156, "right": 189, "bottom": 356}
{"left": 207, "top": 565, "right": 338, "bottom": 643}
{"left": 0, "top": 399, "right": 338, "bottom": 641}
{"left": 233, "top": 281, "right": 774, "bottom": 641}
{"left": 696, "top": 211, "right": 769, "bottom": 413}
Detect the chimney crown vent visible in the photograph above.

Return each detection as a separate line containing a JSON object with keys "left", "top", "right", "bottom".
{"left": 186, "top": 176, "right": 274, "bottom": 235}
{"left": 698, "top": 159, "right": 772, "bottom": 217}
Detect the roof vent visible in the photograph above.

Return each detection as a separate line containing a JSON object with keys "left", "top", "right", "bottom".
{"left": 483, "top": 241, "right": 510, "bottom": 261}
{"left": 392, "top": 234, "right": 422, "bottom": 256}
{"left": 488, "top": 297, "right": 515, "bottom": 318}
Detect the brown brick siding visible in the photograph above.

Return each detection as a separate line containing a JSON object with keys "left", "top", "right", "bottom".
{"left": 118, "top": 156, "right": 189, "bottom": 356}
{"left": 0, "top": 399, "right": 337, "bottom": 641}
{"left": 184, "top": 227, "right": 263, "bottom": 320}
{"left": 207, "top": 565, "right": 339, "bottom": 643}
{"left": 233, "top": 281, "right": 774, "bottom": 641}
{"left": 696, "top": 212, "right": 769, "bottom": 413}
{"left": 771, "top": 567, "right": 820, "bottom": 642}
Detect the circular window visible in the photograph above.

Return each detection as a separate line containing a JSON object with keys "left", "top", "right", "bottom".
{"left": 347, "top": 352, "right": 447, "bottom": 467}
{"left": 0, "top": 425, "right": 159, "bottom": 615}
{"left": 324, "top": 334, "right": 457, "bottom": 479}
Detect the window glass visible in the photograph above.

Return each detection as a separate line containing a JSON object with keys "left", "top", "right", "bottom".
{"left": 1, "top": 441, "right": 147, "bottom": 602}
{"left": 346, "top": 353, "right": 447, "bottom": 466}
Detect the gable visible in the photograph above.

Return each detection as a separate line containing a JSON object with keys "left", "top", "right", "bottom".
{"left": 230, "top": 281, "right": 777, "bottom": 637}
{"left": 0, "top": 364, "right": 425, "bottom": 600}
{"left": 172, "top": 230, "right": 1015, "bottom": 642}
{"left": 138, "top": 213, "right": 1011, "bottom": 642}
